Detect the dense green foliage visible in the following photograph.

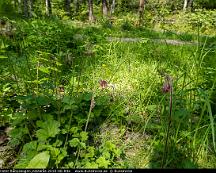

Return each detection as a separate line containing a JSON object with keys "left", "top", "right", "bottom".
{"left": 0, "top": 0, "right": 216, "bottom": 169}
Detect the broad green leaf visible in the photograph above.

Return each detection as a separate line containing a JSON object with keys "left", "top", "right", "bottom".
{"left": 26, "top": 151, "right": 50, "bottom": 169}
{"left": 49, "top": 66, "right": 60, "bottom": 72}
{"left": 22, "top": 141, "right": 38, "bottom": 153}
{"left": 62, "top": 96, "right": 75, "bottom": 105}
{"left": 95, "top": 96, "right": 109, "bottom": 105}
{"left": 50, "top": 147, "right": 60, "bottom": 158}
{"left": 104, "top": 141, "right": 116, "bottom": 151}
{"left": 53, "top": 139, "right": 63, "bottom": 147}
{"left": 56, "top": 148, "right": 67, "bottom": 165}
{"left": 85, "top": 162, "right": 98, "bottom": 169}
{"left": 146, "top": 105, "right": 157, "bottom": 112}
{"left": 69, "top": 138, "right": 80, "bottom": 147}
{"left": 102, "top": 151, "right": 111, "bottom": 159}
{"left": 96, "top": 156, "right": 110, "bottom": 168}
{"left": 70, "top": 127, "right": 79, "bottom": 134}
{"left": 84, "top": 146, "right": 95, "bottom": 158}
{"left": 68, "top": 162, "right": 74, "bottom": 168}
{"left": 0, "top": 55, "right": 8, "bottom": 59}
{"left": 83, "top": 92, "right": 93, "bottom": 101}
{"left": 35, "top": 96, "right": 50, "bottom": 106}
{"left": 39, "top": 66, "right": 50, "bottom": 74}
{"left": 36, "top": 118, "right": 60, "bottom": 141}
{"left": 63, "top": 104, "right": 78, "bottom": 111}
{"left": 80, "top": 142, "right": 86, "bottom": 149}
{"left": 37, "top": 143, "right": 52, "bottom": 151}
{"left": 80, "top": 131, "right": 88, "bottom": 142}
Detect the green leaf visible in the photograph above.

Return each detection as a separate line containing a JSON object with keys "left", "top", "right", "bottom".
{"left": 104, "top": 141, "right": 116, "bottom": 151}
{"left": 22, "top": 141, "right": 38, "bottom": 153}
{"left": 68, "top": 162, "right": 74, "bottom": 168}
{"left": 53, "top": 139, "right": 63, "bottom": 147}
{"left": 83, "top": 92, "right": 93, "bottom": 101}
{"left": 35, "top": 96, "right": 50, "bottom": 106}
{"left": 36, "top": 117, "right": 60, "bottom": 141}
{"left": 50, "top": 147, "right": 60, "bottom": 158}
{"left": 84, "top": 146, "right": 95, "bottom": 158}
{"left": 146, "top": 105, "right": 157, "bottom": 112}
{"left": 95, "top": 96, "right": 110, "bottom": 105}
{"left": 39, "top": 66, "right": 50, "bottom": 74}
{"left": 80, "top": 131, "right": 88, "bottom": 142}
{"left": 70, "top": 127, "right": 79, "bottom": 134}
{"left": 63, "top": 104, "right": 78, "bottom": 111}
{"left": 26, "top": 151, "right": 50, "bottom": 169}
{"left": 69, "top": 138, "right": 80, "bottom": 147}
{"left": 0, "top": 55, "right": 8, "bottom": 59}
{"left": 102, "top": 151, "right": 111, "bottom": 159}
{"left": 96, "top": 156, "right": 110, "bottom": 168}
{"left": 62, "top": 96, "right": 75, "bottom": 105}
{"left": 85, "top": 162, "right": 98, "bottom": 169}
{"left": 56, "top": 148, "right": 67, "bottom": 165}
{"left": 80, "top": 142, "right": 86, "bottom": 149}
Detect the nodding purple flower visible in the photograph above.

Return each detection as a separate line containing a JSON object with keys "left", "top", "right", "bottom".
{"left": 162, "top": 82, "right": 171, "bottom": 93}
{"left": 99, "top": 80, "right": 108, "bottom": 89}
{"left": 162, "top": 75, "right": 172, "bottom": 93}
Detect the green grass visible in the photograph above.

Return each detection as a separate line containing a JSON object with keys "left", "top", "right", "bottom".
{"left": 0, "top": 17, "right": 216, "bottom": 168}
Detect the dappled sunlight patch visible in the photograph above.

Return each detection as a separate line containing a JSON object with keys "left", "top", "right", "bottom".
{"left": 96, "top": 122, "right": 153, "bottom": 168}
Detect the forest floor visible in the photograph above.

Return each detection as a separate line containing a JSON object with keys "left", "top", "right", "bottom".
{"left": 1, "top": 18, "right": 216, "bottom": 169}
{"left": 107, "top": 37, "right": 197, "bottom": 45}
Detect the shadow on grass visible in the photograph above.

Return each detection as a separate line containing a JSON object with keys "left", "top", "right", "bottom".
{"left": 149, "top": 137, "right": 199, "bottom": 168}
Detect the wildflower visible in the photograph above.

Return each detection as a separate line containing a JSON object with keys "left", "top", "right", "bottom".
{"left": 162, "top": 82, "right": 171, "bottom": 93}
{"left": 162, "top": 75, "right": 172, "bottom": 93}
{"left": 99, "top": 79, "right": 108, "bottom": 89}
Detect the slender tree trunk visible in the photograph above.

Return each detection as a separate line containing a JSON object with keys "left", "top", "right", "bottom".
{"left": 29, "top": 0, "right": 33, "bottom": 17}
{"left": 183, "top": 0, "right": 193, "bottom": 11}
{"left": 16, "top": 0, "right": 22, "bottom": 14}
{"left": 102, "top": 0, "right": 108, "bottom": 17}
{"left": 23, "top": 0, "right": 28, "bottom": 17}
{"left": 110, "top": 0, "right": 115, "bottom": 15}
{"left": 183, "top": 0, "right": 188, "bottom": 11}
{"left": 65, "top": 0, "right": 71, "bottom": 15}
{"left": 138, "top": 0, "right": 145, "bottom": 25}
{"left": 74, "top": 0, "right": 79, "bottom": 14}
{"left": 188, "top": 0, "right": 193, "bottom": 11}
{"left": 88, "top": 0, "right": 94, "bottom": 22}
{"left": 46, "top": 0, "right": 52, "bottom": 16}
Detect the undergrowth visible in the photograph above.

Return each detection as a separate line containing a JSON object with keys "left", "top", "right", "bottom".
{"left": 0, "top": 17, "right": 216, "bottom": 168}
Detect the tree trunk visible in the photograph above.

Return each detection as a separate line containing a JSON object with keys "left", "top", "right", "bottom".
{"left": 16, "top": 0, "right": 22, "bottom": 14}
{"left": 183, "top": 0, "right": 193, "bottom": 11}
{"left": 88, "top": 0, "right": 94, "bottom": 22}
{"left": 110, "top": 0, "right": 115, "bottom": 15}
{"left": 29, "top": 0, "right": 33, "bottom": 17}
{"left": 46, "top": 0, "right": 52, "bottom": 16}
{"left": 102, "top": 0, "right": 108, "bottom": 17}
{"left": 183, "top": 0, "right": 188, "bottom": 11}
{"left": 65, "top": 0, "right": 71, "bottom": 15}
{"left": 138, "top": 0, "right": 145, "bottom": 25}
{"left": 188, "top": 0, "right": 193, "bottom": 11}
{"left": 23, "top": 0, "right": 28, "bottom": 17}
{"left": 74, "top": 0, "right": 79, "bottom": 14}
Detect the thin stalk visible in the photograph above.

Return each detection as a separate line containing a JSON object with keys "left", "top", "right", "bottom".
{"left": 161, "top": 76, "right": 173, "bottom": 168}
{"left": 64, "top": 108, "right": 73, "bottom": 148}
{"left": 84, "top": 94, "right": 95, "bottom": 132}
{"left": 75, "top": 77, "right": 95, "bottom": 168}
{"left": 64, "top": 75, "right": 75, "bottom": 149}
